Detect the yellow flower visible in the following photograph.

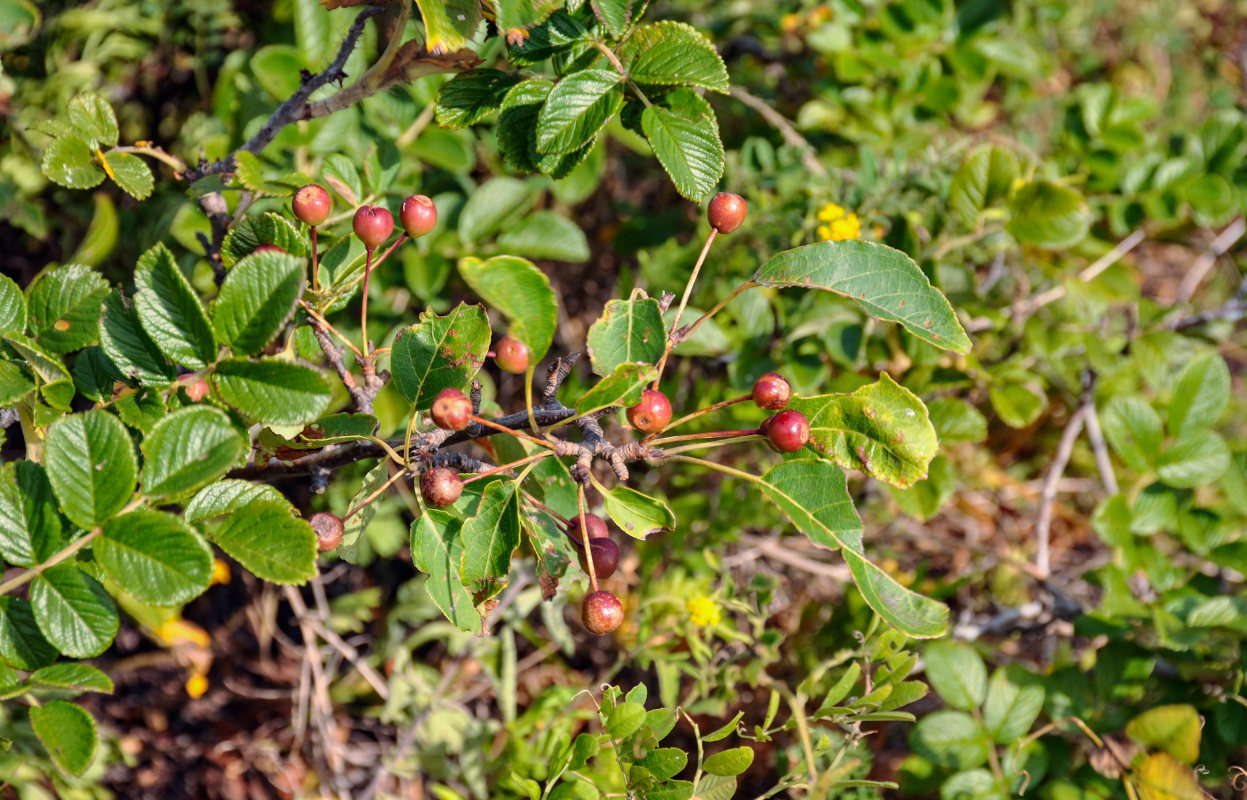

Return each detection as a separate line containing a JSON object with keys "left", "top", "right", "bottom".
{"left": 156, "top": 618, "right": 211, "bottom": 649}
{"left": 185, "top": 672, "right": 209, "bottom": 699}
{"left": 686, "top": 594, "right": 721, "bottom": 627}
{"left": 826, "top": 214, "right": 861, "bottom": 241}
{"left": 817, "top": 202, "right": 847, "bottom": 222}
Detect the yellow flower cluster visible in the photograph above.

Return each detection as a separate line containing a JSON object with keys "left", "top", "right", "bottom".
{"left": 816, "top": 203, "right": 861, "bottom": 241}
{"left": 686, "top": 594, "right": 721, "bottom": 627}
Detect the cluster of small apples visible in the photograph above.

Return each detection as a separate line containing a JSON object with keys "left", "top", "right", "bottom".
{"left": 292, "top": 184, "right": 439, "bottom": 247}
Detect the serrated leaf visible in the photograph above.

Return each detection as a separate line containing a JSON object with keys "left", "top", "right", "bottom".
{"left": 537, "top": 68, "right": 623, "bottom": 155}
{"left": 0, "top": 461, "right": 61, "bottom": 568}
{"left": 0, "top": 273, "right": 28, "bottom": 336}
{"left": 30, "top": 565, "right": 119, "bottom": 658}
{"left": 0, "top": 597, "right": 58, "bottom": 671}
{"left": 436, "top": 69, "right": 523, "bottom": 128}
{"left": 207, "top": 498, "right": 317, "bottom": 583}
{"left": 495, "top": 210, "right": 591, "bottom": 262}
{"left": 322, "top": 154, "right": 361, "bottom": 206}
{"left": 71, "top": 347, "right": 121, "bottom": 403}
{"left": 67, "top": 92, "right": 118, "bottom": 148}
{"left": 44, "top": 409, "right": 137, "bottom": 530}
{"left": 0, "top": 360, "right": 33, "bottom": 406}
{"left": 949, "top": 145, "right": 1018, "bottom": 226}
{"left": 102, "top": 152, "right": 153, "bottom": 200}
{"left": 591, "top": 0, "right": 630, "bottom": 36}
{"left": 788, "top": 374, "right": 939, "bottom": 489}
{"left": 1168, "top": 353, "right": 1229, "bottom": 437}
{"left": 25, "top": 264, "right": 109, "bottom": 353}
{"left": 641, "top": 104, "right": 724, "bottom": 203}
{"left": 41, "top": 136, "right": 105, "bottom": 189}
{"left": 134, "top": 243, "right": 217, "bottom": 368}
{"left": 390, "top": 303, "right": 491, "bottom": 409}
{"left": 4, "top": 333, "right": 72, "bottom": 409}
{"left": 585, "top": 297, "right": 666, "bottom": 376}
{"left": 575, "top": 362, "right": 656, "bottom": 416}
{"left": 30, "top": 700, "right": 97, "bottom": 776}
{"left": 97, "top": 510, "right": 213, "bottom": 605}
{"left": 411, "top": 509, "right": 483, "bottom": 633}
{"left": 211, "top": 357, "right": 332, "bottom": 427}
{"left": 460, "top": 479, "right": 522, "bottom": 598}
{"left": 1101, "top": 396, "right": 1163, "bottom": 472}
{"left": 459, "top": 255, "right": 558, "bottom": 363}
{"left": 1007, "top": 181, "right": 1090, "bottom": 249}
{"left": 619, "top": 21, "right": 728, "bottom": 92}
{"left": 925, "top": 641, "right": 988, "bottom": 710}
{"left": 28, "top": 663, "right": 114, "bottom": 694}
{"left": 211, "top": 250, "right": 304, "bottom": 354}
{"left": 602, "top": 485, "right": 675, "bottom": 539}
{"left": 99, "top": 290, "right": 177, "bottom": 387}
{"left": 498, "top": 79, "right": 597, "bottom": 178}
{"left": 184, "top": 480, "right": 289, "bottom": 523}
{"left": 1156, "top": 430, "right": 1231, "bottom": 488}
{"left": 140, "top": 406, "right": 245, "bottom": 498}
{"left": 702, "top": 747, "right": 753, "bottom": 777}
{"left": 219, "top": 213, "right": 310, "bottom": 268}
{"left": 292, "top": 413, "right": 379, "bottom": 447}
{"left": 506, "top": 11, "right": 586, "bottom": 65}
{"left": 753, "top": 241, "right": 970, "bottom": 354}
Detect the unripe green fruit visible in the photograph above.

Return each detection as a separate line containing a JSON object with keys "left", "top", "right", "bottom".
{"left": 353, "top": 205, "right": 394, "bottom": 249}
{"left": 707, "top": 192, "right": 747, "bottom": 234}
{"left": 565, "top": 513, "right": 610, "bottom": 546}
{"left": 626, "top": 389, "right": 672, "bottom": 433}
{"left": 765, "top": 409, "right": 810, "bottom": 452}
{"left": 582, "top": 590, "right": 624, "bottom": 635}
{"left": 752, "top": 372, "right": 791, "bottom": 410}
{"left": 421, "top": 467, "right": 463, "bottom": 508}
{"left": 293, "top": 184, "right": 331, "bottom": 226}
{"left": 495, "top": 335, "right": 530, "bottom": 374}
{"left": 431, "top": 388, "right": 472, "bottom": 431}
{"left": 578, "top": 537, "right": 620, "bottom": 580}
{"left": 399, "top": 194, "right": 438, "bottom": 238}
{"left": 309, "top": 512, "right": 343, "bottom": 551}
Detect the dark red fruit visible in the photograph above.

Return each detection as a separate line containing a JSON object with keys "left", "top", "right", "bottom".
{"left": 495, "top": 335, "right": 530, "bottom": 374}
{"left": 578, "top": 538, "right": 620, "bottom": 580}
{"left": 582, "top": 590, "right": 624, "bottom": 635}
{"left": 353, "top": 205, "right": 394, "bottom": 249}
{"left": 421, "top": 467, "right": 463, "bottom": 508}
{"left": 565, "top": 513, "right": 610, "bottom": 547}
{"left": 766, "top": 409, "right": 810, "bottom": 452}
{"left": 186, "top": 379, "right": 210, "bottom": 402}
{"left": 626, "top": 389, "right": 672, "bottom": 433}
{"left": 431, "top": 388, "right": 472, "bottom": 431}
{"left": 707, "top": 192, "right": 747, "bottom": 234}
{"left": 752, "top": 372, "right": 791, "bottom": 411}
{"left": 309, "top": 512, "right": 343, "bottom": 551}
{"left": 293, "top": 184, "right": 332, "bottom": 226}
{"left": 399, "top": 195, "right": 438, "bottom": 238}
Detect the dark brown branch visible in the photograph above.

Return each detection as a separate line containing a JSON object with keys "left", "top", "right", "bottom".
{"left": 197, "top": 192, "right": 229, "bottom": 283}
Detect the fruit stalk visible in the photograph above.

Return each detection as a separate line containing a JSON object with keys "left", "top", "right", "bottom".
{"left": 653, "top": 228, "right": 717, "bottom": 387}
{"left": 577, "top": 485, "right": 599, "bottom": 593}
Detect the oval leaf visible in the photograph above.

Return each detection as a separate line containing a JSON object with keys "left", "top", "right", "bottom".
{"left": 212, "top": 357, "right": 332, "bottom": 427}
{"left": 30, "top": 700, "right": 97, "bottom": 776}
{"left": 30, "top": 565, "right": 119, "bottom": 658}
{"left": 140, "top": 406, "right": 245, "bottom": 498}
{"left": 585, "top": 297, "right": 667, "bottom": 376}
{"left": 44, "top": 409, "right": 137, "bottom": 530}
{"left": 458, "top": 256, "right": 558, "bottom": 364}
{"left": 390, "top": 303, "right": 491, "bottom": 409}
{"left": 210, "top": 249, "right": 304, "bottom": 355}
{"left": 97, "top": 510, "right": 214, "bottom": 605}
{"left": 207, "top": 498, "right": 317, "bottom": 584}
{"left": 134, "top": 243, "right": 218, "bottom": 368}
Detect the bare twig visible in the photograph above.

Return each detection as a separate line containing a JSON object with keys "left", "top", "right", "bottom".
{"left": 1011, "top": 229, "right": 1145, "bottom": 319}
{"left": 197, "top": 192, "right": 230, "bottom": 283}
{"left": 1034, "top": 405, "right": 1088, "bottom": 579}
{"left": 1176, "top": 217, "right": 1246, "bottom": 303}
{"left": 1168, "top": 271, "right": 1247, "bottom": 331}
{"left": 730, "top": 86, "right": 828, "bottom": 180}
{"left": 1082, "top": 400, "right": 1119, "bottom": 496}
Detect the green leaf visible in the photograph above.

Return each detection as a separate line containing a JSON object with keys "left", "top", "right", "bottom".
{"left": 752, "top": 241, "right": 970, "bottom": 354}
{"left": 322, "top": 153, "right": 362, "bottom": 206}
{"left": 211, "top": 357, "right": 332, "bottom": 427}
{"left": 890, "top": 454, "right": 956, "bottom": 521}
{"left": 925, "top": 397, "right": 987, "bottom": 444}
{"left": 537, "top": 69, "right": 624, "bottom": 155}
{"left": 99, "top": 290, "right": 177, "bottom": 387}
{"left": 29, "top": 700, "right": 97, "bottom": 776}
{"left": 184, "top": 480, "right": 289, "bottom": 523}
{"left": 436, "top": 69, "right": 523, "bottom": 128}
{"left": 640, "top": 748, "right": 688, "bottom": 780}
{"left": 641, "top": 103, "right": 724, "bottom": 203}
{"left": 692, "top": 775, "right": 735, "bottom": 800}
{"left": 949, "top": 145, "right": 1018, "bottom": 226}
{"left": 760, "top": 458, "right": 861, "bottom": 549}
{"left": 1126, "top": 705, "right": 1201, "bottom": 765}
{"left": 28, "top": 663, "right": 114, "bottom": 694}
{"left": 291, "top": 413, "right": 379, "bottom": 447}
{"left": 0, "top": 0, "right": 40, "bottom": 50}
{"left": 0, "top": 462, "right": 61, "bottom": 568}
{"left": 506, "top": 11, "right": 587, "bottom": 65}
{"left": 71, "top": 347, "right": 120, "bottom": 403}
{"left": 233, "top": 151, "right": 288, "bottom": 196}
{"left": 1006, "top": 181, "right": 1090, "bottom": 249}
{"left": 390, "top": 303, "right": 491, "bottom": 409}
{"left": 134, "top": 243, "right": 217, "bottom": 368}
{"left": 1101, "top": 397, "right": 1163, "bottom": 472}
{"left": 788, "top": 374, "right": 939, "bottom": 489}
{"left": 988, "top": 383, "right": 1046, "bottom": 429}
{"left": 606, "top": 701, "right": 646, "bottom": 737}
{"left": 414, "top": 0, "right": 481, "bottom": 53}
{"left": 41, "top": 136, "right": 104, "bottom": 189}
{"left": 701, "top": 710, "right": 745, "bottom": 742}
{"left": 25, "top": 264, "right": 110, "bottom": 353}
{"left": 585, "top": 296, "right": 666, "bottom": 376}
{"left": 0, "top": 360, "right": 33, "bottom": 406}
{"left": 139, "top": 406, "right": 245, "bottom": 498}
{"left": 0, "top": 273, "right": 27, "bottom": 336}
{"left": 338, "top": 460, "right": 388, "bottom": 563}
{"left": 840, "top": 527, "right": 949, "bottom": 638}
{"left": 30, "top": 565, "right": 119, "bottom": 658}
{"left": 910, "top": 710, "right": 989, "bottom": 770}
{"left": 460, "top": 479, "right": 522, "bottom": 597}
{"left": 982, "top": 666, "right": 1044, "bottom": 744}
{"left": 575, "top": 362, "right": 656, "bottom": 416}
{"left": 619, "top": 21, "right": 729, "bottom": 92}
{"left": 0, "top": 597, "right": 58, "bottom": 670}
{"left": 208, "top": 498, "right": 317, "bottom": 584}
{"left": 925, "top": 641, "right": 988, "bottom": 710}
{"left": 458, "top": 255, "right": 558, "bottom": 363}
{"left": 114, "top": 386, "right": 167, "bottom": 435}
{"left": 601, "top": 485, "right": 675, "bottom": 539}
{"left": 67, "top": 92, "right": 118, "bottom": 148}
{"left": 1157, "top": 430, "right": 1231, "bottom": 488}
{"left": 102, "top": 151, "right": 153, "bottom": 200}
{"left": 498, "top": 79, "right": 597, "bottom": 178}
{"left": 591, "top": 0, "right": 631, "bottom": 36}
{"left": 219, "top": 212, "right": 309, "bottom": 268}
{"left": 412, "top": 510, "right": 484, "bottom": 633}
{"left": 496, "top": 211, "right": 591, "bottom": 262}
{"left": 458, "top": 176, "right": 535, "bottom": 244}
{"left": 44, "top": 409, "right": 137, "bottom": 529}
{"left": 97, "top": 510, "right": 213, "bottom": 605}
{"left": 4, "top": 333, "right": 73, "bottom": 410}
{"left": 702, "top": 747, "right": 754, "bottom": 777}
{"left": 1168, "top": 353, "right": 1229, "bottom": 437}
{"left": 210, "top": 250, "right": 304, "bottom": 355}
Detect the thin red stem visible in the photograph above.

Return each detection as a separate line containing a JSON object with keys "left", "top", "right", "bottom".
{"left": 648, "top": 429, "right": 760, "bottom": 446}
{"left": 463, "top": 451, "right": 552, "bottom": 485}
{"left": 369, "top": 232, "right": 408, "bottom": 272}
{"left": 647, "top": 394, "right": 749, "bottom": 440}
{"left": 360, "top": 247, "right": 374, "bottom": 355}
{"left": 522, "top": 491, "right": 570, "bottom": 525}
{"left": 578, "top": 484, "right": 599, "bottom": 592}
